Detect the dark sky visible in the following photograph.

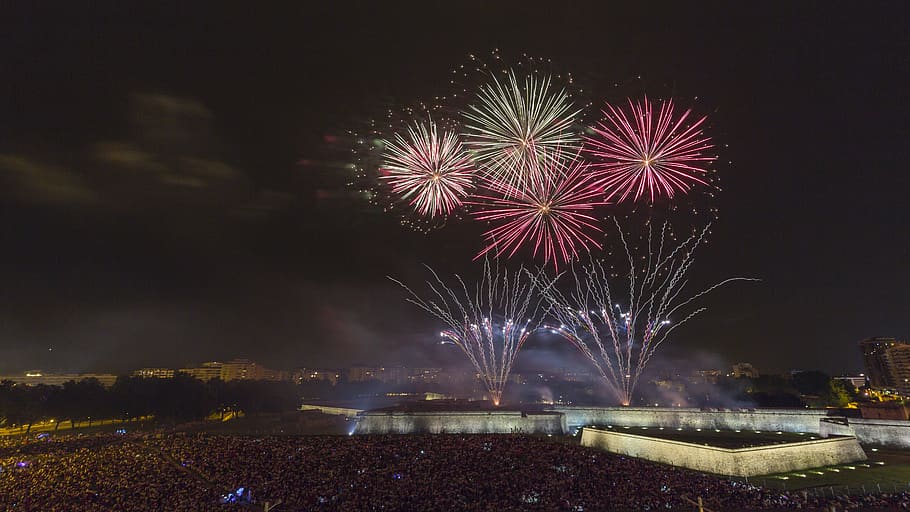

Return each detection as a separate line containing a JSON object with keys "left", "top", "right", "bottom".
{"left": 1, "top": 2, "right": 908, "bottom": 375}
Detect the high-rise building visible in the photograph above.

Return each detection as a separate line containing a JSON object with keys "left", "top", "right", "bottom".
{"left": 886, "top": 344, "right": 910, "bottom": 396}
{"left": 860, "top": 337, "right": 910, "bottom": 396}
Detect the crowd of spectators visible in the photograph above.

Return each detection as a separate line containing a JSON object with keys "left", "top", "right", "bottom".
{"left": 1, "top": 431, "right": 909, "bottom": 510}
{"left": 1, "top": 434, "right": 218, "bottom": 511}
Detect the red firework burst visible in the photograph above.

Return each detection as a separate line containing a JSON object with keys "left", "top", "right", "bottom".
{"left": 585, "top": 97, "right": 715, "bottom": 203}
{"left": 471, "top": 154, "right": 605, "bottom": 268}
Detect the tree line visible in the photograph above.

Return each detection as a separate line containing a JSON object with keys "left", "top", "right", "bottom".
{"left": 0, "top": 375, "right": 301, "bottom": 434}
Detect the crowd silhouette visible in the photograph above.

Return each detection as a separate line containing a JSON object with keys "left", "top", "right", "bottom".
{"left": 2, "top": 431, "right": 910, "bottom": 510}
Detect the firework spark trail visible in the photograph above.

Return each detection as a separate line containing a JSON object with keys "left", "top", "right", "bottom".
{"left": 389, "top": 259, "right": 548, "bottom": 406}
{"left": 463, "top": 70, "right": 581, "bottom": 189}
{"left": 585, "top": 97, "right": 715, "bottom": 203}
{"left": 536, "top": 220, "right": 756, "bottom": 405}
{"left": 380, "top": 118, "right": 475, "bottom": 218}
{"left": 470, "top": 151, "right": 606, "bottom": 269}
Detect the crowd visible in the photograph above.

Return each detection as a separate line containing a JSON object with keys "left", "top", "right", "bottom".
{"left": 1, "top": 431, "right": 909, "bottom": 510}
{"left": 0, "top": 432, "right": 219, "bottom": 511}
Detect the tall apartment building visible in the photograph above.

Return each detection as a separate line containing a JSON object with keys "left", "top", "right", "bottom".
{"left": 860, "top": 337, "right": 910, "bottom": 396}
{"left": 886, "top": 344, "right": 910, "bottom": 396}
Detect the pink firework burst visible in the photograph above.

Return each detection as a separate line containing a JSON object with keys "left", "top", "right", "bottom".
{"left": 585, "top": 97, "right": 715, "bottom": 203}
{"left": 471, "top": 154, "right": 605, "bottom": 268}
{"left": 380, "top": 119, "right": 475, "bottom": 218}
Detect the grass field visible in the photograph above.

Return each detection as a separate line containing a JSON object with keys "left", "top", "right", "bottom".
{"left": 752, "top": 448, "right": 910, "bottom": 492}
{"left": 589, "top": 425, "right": 823, "bottom": 448}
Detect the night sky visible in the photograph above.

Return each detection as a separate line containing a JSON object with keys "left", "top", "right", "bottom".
{"left": 1, "top": 2, "right": 907, "bottom": 375}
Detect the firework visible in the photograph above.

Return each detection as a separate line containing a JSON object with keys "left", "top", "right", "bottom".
{"left": 463, "top": 70, "right": 582, "bottom": 188}
{"left": 390, "top": 260, "right": 547, "bottom": 406}
{"left": 380, "top": 118, "right": 475, "bottom": 218}
{"left": 585, "top": 97, "right": 715, "bottom": 203}
{"left": 471, "top": 152, "right": 605, "bottom": 269}
{"left": 538, "top": 221, "right": 755, "bottom": 405}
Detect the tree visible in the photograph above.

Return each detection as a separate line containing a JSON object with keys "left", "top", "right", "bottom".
{"left": 151, "top": 373, "right": 214, "bottom": 421}
{"left": 827, "top": 379, "right": 856, "bottom": 407}
{"left": 749, "top": 374, "right": 804, "bottom": 407}
{"left": 792, "top": 371, "right": 831, "bottom": 397}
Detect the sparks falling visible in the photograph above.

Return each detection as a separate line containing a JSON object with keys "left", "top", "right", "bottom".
{"left": 389, "top": 259, "right": 548, "bottom": 406}
{"left": 463, "top": 70, "right": 581, "bottom": 189}
{"left": 471, "top": 152, "right": 605, "bottom": 269}
{"left": 380, "top": 118, "right": 475, "bottom": 218}
{"left": 585, "top": 97, "right": 715, "bottom": 203}
{"left": 537, "top": 221, "right": 756, "bottom": 405}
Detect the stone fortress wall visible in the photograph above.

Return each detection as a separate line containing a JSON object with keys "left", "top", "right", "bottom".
{"left": 819, "top": 417, "right": 910, "bottom": 449}
{"left": 354, "top": 410, "right": 566, "bottom": 435}
{"left": 553, "top": 406, "right": 828, "bottom": 433}
{"left": 351, "top": 405, "right": 909, "bottom": 448}
{"left": 553, "top": 406, "right": 910, "bottom": 447}
{"left": 579, "top": 427, "right": 868, "bottom": 477}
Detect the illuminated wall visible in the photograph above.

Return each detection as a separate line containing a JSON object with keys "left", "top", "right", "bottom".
{"left": 819, "top": 418, "right": 910, "bottom": 449}
{"left": 580, "top": 427, "right": 867, "bottom": 477}
{"left": 554, "top": 407, "right": 827, "bottom": 433}
{"left": 353, "top": 410, "right": 566, "bottom": 435}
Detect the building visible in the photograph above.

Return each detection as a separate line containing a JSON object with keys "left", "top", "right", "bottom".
{"left": 861, "top": 337, "right": 897, "bottom": 388}
{"left": 860, "top": 337, "right": 910, "bottom": 395}
{"left": 178, "top": 362, "right": 223, "bottom": 382}
{"left": 346, "top": 366, "right": 377, "bottom": 382}
{"left": 0, "top": 371, "right": 118, "bottom": 388}
{"left": 179, "top": 359, "right": 287, "bottom": 382}
{"left": 132, "top": 368, "right": 175, "bottom": 379}
{"left": 295, "top": 368, "right": 341, "bottom": 385}
{"left": 347, "top": 366, "right": 406, "bottom": 384}
{"left": 731, "top": 363, "right": 760, "bottom": 379}
{"left": 383, "top": 366, "right": 408, "bottom": 385}
{"left": 859, "top": 401, "right": 910, "bottom": 420}
{"left": 220, "top": 359, "right": 265, "bottom": 381}
{"left": 833, "top": 374, "right": 866, "bottom": 389}
{"left": 886, "top": 344, "right": 910, "bottom": 396}
{"left": 691, "top": 369, "right": 721, "bottom": 384}
{"left": 408, "top": 368, "right": 442, "bottom": 383}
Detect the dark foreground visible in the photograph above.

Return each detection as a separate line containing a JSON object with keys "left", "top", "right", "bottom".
{"left": 2, "top": 432, "right": 909, "bottom": 511}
